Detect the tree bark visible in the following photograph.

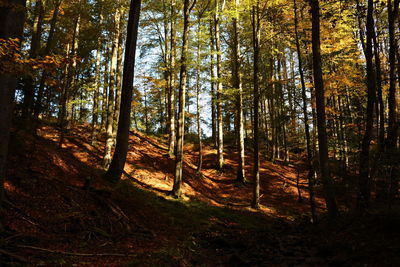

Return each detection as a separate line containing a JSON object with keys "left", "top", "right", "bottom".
{"left": 101, "top": 42, "right": 110, "bottom": 130}
{"left": 251, "top": 1, "right": 260, "bottom": 209}
{"left": 387, "top": 0, "right": 399, "bottom": 149}
{"left": 91, "top": 8, "right": 104, "bottom": 144}
{"left": 0, "top": 0, "right": 27, "bottom": 218}
{"left": 232, "top": 0, "right": 246, "bottom": 183}
{"left": 172, "top": 0, "right": 196, "bottom": 197}
{"left": 113, "top": 8, "right": 125, "bottom": 142}
{"left": 168, "top": 0, "right": 177, "bottom": 157}
{"left": 294, "top": 0, "right": 316, "bottom": 223}
{"left": 22, "top": 0, "right": 44, "bottom": 127}
{"left": 104, "top": 0, "right": 141, "bottom": 182}
{"left": 209, "top": 19, "right": 217, "bottom": 147}
{"left": 357, "top": 0, "right": 377, "bottom": 211}
{"left": 59, "top": 13, "right": 80, "bottom": 148}
{"left": 34, "top": 0, "right": 62, "bottom": 120}
{"left": 309, "top": 0, "right": 338, "bottom": 218}
{"left": 103, "top": 4, "right": 122, "bottom": 169}
{"left": 215, "top": 0, "right": 225, "bottom": 170}
{"left": 371, "top": 6, "right": 385, "bottom": 152}
{"left": 196, "top": 16, "right": 202, "bottom": 173}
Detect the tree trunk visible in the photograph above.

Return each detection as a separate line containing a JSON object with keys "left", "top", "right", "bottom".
{"left": 215, "top": 0, "right": 225, "bottom": 170}
{"left": 0, "top": 0, "right": 27, "bottom": 217}
{"left": 232, "top": 0, "right": 246, "bottom": 183}
{"left": 103, "top": 5, "right": 122, "bottom": 169}
{"left": 91, "top": 9, "right": 104, "bottom": 144}
{"left": 371, "top": 8, "right": 385, "bottom": 152}
{"left": 172, "top": 0, "right": 196, "bottom": 197}
{"left": 168, "top": 0, "right": 177, "bottom": 157}
{"left": 209, "top": 19, "right": 217, "bottom": 147}
{"left": 294, "top": 0, "right": 316, "bottom": 223}
{"left": 113, "top": 8, "right": 125, "bottom": 142}
{"left": 101, "top": 42, "right": 110, "bottom": 130}
{"left": 387, "top": 0, "right": 399, "bottom": 149}
{"left": 196, "top": 17, "right": 202, "bottom": 173}
{"left": 104, "top": 0, "right": 141, "bottom": 182}
{"left": 357, "top": 0, "right": 377, "bottom": 211}
{"left": 309, "top": 0, "right": 338, "bottom": 218}
{"left": 251, "top": 1, "right": 260, "bottom": 209}
{"left": 34, "top": 0, "right": 62, "bottom": 120}
{"left": 59, "top": 13, "right": 80, "bottom": 148}
{"left": 22, "top": 0, "right": 44, "bottom": 128}
{"left": 386, "top": 0, "right": 399, "bottom": 208}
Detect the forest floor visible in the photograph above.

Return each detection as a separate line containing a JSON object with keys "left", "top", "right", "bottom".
{"left": 2, "top": 123, "right": 400, "bottom": 266}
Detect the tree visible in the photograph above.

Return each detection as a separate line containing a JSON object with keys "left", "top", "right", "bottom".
{"left": 0, "top": 0, "right": 27, "bottom": 218}
{"left": 209, "top": 18, "right": 217, "bottom": 147}
{"left": 22, "top": 0, "right": 44, "bottom": 129}
{"left": 214, "top": 0, "right": 225, "bottom": 170}
{"left": 293, "top": 0, "right": 316, "bottom": 223}
{"left": 251, "top": 0, "right": 260, "bottom": 209}
{"left": 387, "top": 0, "right": 399, "bottom": 149}
{"left": 232, "top": 0, "right": 246, "bottom": 183}
{"left": 167, "top": 0, "right": 177, "bottom": 157}
{"left": 91, "top": 2, "right": 104, "bottom": 144}
{"left": 103, "top": 1, "right": 122, "bottom": 169}
{"left": 34, "top": 0, "right": 62, "bottom": 121}
{"left": 172, "top": 0, "right": 197, "bottom": 198}
{"left": 357, "top": 0, "right": 377, "bottom": 211}
{"left": 104, "top": 0, "right": 142, "bottom": 182}
{"left": 309, "top": 0, "right": 338, "bottom": 218}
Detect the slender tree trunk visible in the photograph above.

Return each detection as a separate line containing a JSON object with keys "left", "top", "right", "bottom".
{"left": 277, "top": 58, "right": 289, "bottom": 163}
{"left": 59, "top": 13, "right": 80, "bottom": 148}
{"left": 215, "top": 0, "right": 225, "bottom": 170}
{"left": 309, "top": 0, "right": 338, "bottom": 218}
{"left": 294, "top": 0, "right": 316, "bottom": 223}
{"left": 34, "top": 0, "right": 62, "bottom": 120}
{"left": 65, "top": 8, "right": 81, "bottom": 128}
{"left": 163, "top": 0, "right": 170, "bottom": 135}
{"left": 172, "top": 0, "right": 196, "bottom": 197}
{"left": 281, "top": 58, "right": 290, "bottom": 163}
{"left": 338, "top": 96, "right": 349, "bottom": 170}
{"left": 92, "top": 9, "right": 103, "bottom": 144}
{"left": 232, "top": 0, "right": 246, "bottom": 183}
{"left": 101, "top": 42, "right": 110, "bottom": 130}
{"left": 196, "top": 21, "right": 202, "bottom": 173}
{"left": 168, "top": 0, "right": 177, "bottom": 157}
{"left": 209, "top": 19, "right": 217, "bottom": 147}
{"left": 371, "top": 9, "right": 385, "bottom": 152}
{"left": 251, "top": 1, "right": 260, "bottom": 209}
{"left": 387, "top": 0, "right": 399, "bottom": 149}
{"left": 357, "top": 0, "right": 377, "bottom": 211}
{"left": 113, "top": 9, "right": 125, "bottom": 142}
{"left": 195, "top": 16, "right": 203, "bottom": 173}
{"left": 387, "top": 0, "right": 399, "bottom": 207}
{"left": 105, "top": 0, "right": 141, "bottom": 182}
{"left": 356, "top": 0, "right": 367, "bottom": 56}
{"left": 144, "top": 88, "right": 149, "bottom": 133}
{"left": 103, "top": 5, "right": 121, "bottom": 169}
{"left": 22, "top": 0, "right": 44, "bottom": 127}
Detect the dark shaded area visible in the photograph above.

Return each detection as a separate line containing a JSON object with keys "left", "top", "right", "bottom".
{"left": 1, "top": 126, "right": 400, "bottom": 266}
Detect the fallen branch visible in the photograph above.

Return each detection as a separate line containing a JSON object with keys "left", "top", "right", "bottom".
{"left": 4, "top": 200, "right": 45, "bottom": 230}
{"left": 0, "top": 249, "right": 28, "bottom": 262}
{"left": 17, "top": 245, "right": 134, "bottom": 257}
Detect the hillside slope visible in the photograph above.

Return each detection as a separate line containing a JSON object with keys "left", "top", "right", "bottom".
{"left": 1, "top": 125, "right": 399, "bottom": 266}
